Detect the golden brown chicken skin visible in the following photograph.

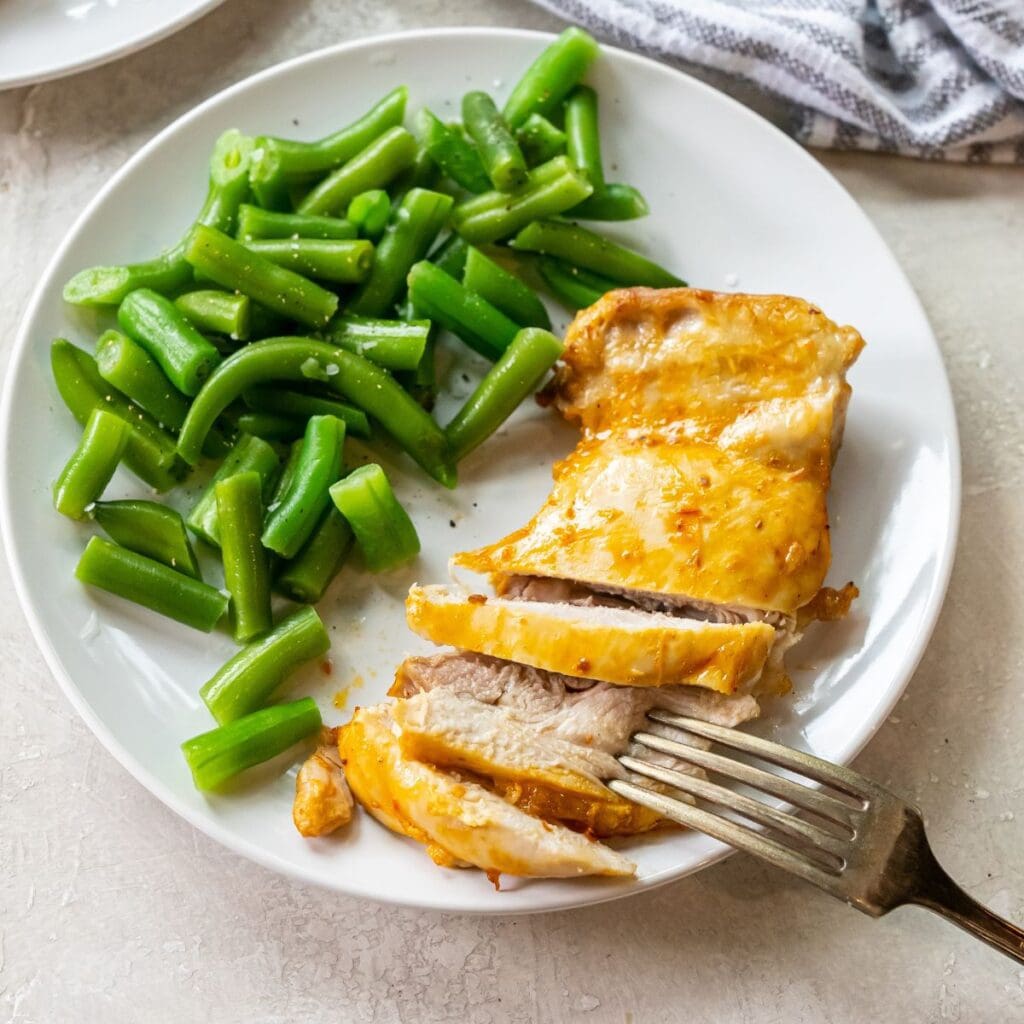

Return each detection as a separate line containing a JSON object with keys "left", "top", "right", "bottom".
{"left": 455, "top": 433, "right": 832, "bottom": 617}
{"left": 551, "top": 287, "right": 863, "bottom": 468}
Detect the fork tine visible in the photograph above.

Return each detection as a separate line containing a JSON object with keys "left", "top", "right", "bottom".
{"left": 608, "top": 779, "right": 843, "bottom": 893}
{"left": 632, "top": 731, "right": 859, "bottom": 833}
{"left": 618, "top": 755, "right": 850, "bottom": 860}
{"left": 648, "top": 711, "right": 877, "bottom": 800}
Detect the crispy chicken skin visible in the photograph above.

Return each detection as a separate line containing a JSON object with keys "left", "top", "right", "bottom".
{"left": 406, "top": 583, "right": 775, "bottom": 694}
{"left": 457, "top": 288, "right": 864, "bottom": 619}
{"left": 339, "top": 704, "right": 636, "bottom": 877}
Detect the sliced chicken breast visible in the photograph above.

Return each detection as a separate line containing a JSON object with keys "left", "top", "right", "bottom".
{"left": 406, "top": 583, "right": 775, "bottom": 694}
{"left": 339, "top": 704, "right": 636, "bottom": 878}
{"left": 392, "top": 651, "right": 760, "bottom": 754}
{"left": 454, "top": 434, "right": 831, "bottom": 617}
{"left": 393, "top": 689, "right": 660, "bottom": 837}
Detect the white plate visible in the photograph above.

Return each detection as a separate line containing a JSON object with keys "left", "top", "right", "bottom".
{"left": 0, "top": 0, "right": 226, "bottom": 91}
{"left": 0, "top": 29, "right": 960, "bottom": 914}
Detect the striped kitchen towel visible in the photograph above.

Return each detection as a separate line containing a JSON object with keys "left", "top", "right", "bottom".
{"left": 531, "top": 0, "right": 1024, "bottom": 162}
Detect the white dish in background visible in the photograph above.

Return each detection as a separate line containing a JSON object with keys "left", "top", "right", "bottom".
{"left": 0, "top": 0, "right": 226, "bottom": 91}
{"left": 0, "top": 29, "right": 960, "bottom": 914}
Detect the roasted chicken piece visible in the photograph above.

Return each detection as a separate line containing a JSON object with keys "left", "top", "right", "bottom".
{"left": 393, "top": 689, "right": 661, "bottom": 837}
{"left": 550, "top": 287, "right": 862, "bottom": 467}
{"left": 292, "top": 727, "right": 354, "bottom": 837}
{"left": 392, "top": 651, "right": 759, "bottom": 747}
{"left": 339, "top": 704, "right": 635, "bottom": 878}
{"left": 406, "top": 583, "right": 776, "bottom": 695}
{"left": 457, "top": 288, "right": 863, "bottom": 623}
{"left": 328, "top": 288, "right": 862, "bottom": 880}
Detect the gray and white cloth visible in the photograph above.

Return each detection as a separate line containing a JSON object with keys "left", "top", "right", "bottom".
{"left": 531, "top": 0, "right": 1024, "bottom": 161}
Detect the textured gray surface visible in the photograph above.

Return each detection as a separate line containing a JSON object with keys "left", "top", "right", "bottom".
{"left": 2, "top": 2, "right": 1024, "bottom": 1021}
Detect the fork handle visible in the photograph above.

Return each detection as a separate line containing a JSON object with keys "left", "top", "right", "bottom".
{"left": 911, "top": 847, "right": 1024, "bottom": 964}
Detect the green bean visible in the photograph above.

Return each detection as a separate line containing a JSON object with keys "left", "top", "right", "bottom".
{"left": 236, "top": 411, "right": 305, "bottom": 442}
{"left": 174, "top": 290, "right": 251, "bottom": 340}
{"left": 242, "top": 237, "right": 374, "bottom": 285}
{"left": 569, "top": 183, "right": 650, "bottom": 221}
{"left": 347, "top": 190, "right": 391, "bottom": 240}
{"left": 216, "top": 470, "right": 272, "bottom": 643}
{"left": 262, "top": 415, "right": 345, "bottom": 558}
{"left": 176, "top": 338, "right": 455, "bottom": 488}
{"left": 414, "top": 109, "right": 490, "bottom": 194}
{"left": 323, "top": 315, "right": 428, "bottom": 371}
{"left": 117, "top": 289, "right": 223, "bottom": 397}
{"left": 53, "top": 408, "right": 130, "bottom": 519}
{"left": 503, "top": 27, "right": 601, "bottom": 128}
{"left": 95, "top": 329, "right": 191, "bottom": 430}
{"left": 184, "top": 225, "right": 339, "bottom": 329}
{"left": 64, "top": 129, "right": 254, "bottom": 306}
{"left": 428, "top": 233, "right": 469, "bottom": 278}
{"left": 516, "top": 113, "right": 567, "bottom": 166}
{"left": 182, "top": 697, "right": 322, "bottom": 790}
{"left": 451, "top": 155, "right": 593, "bottom": 245}
{"left": 406, "top": 260, "right": 519, "bottom": 361}
{"left": 50, "top": 339, "right": 186, "bottom": 492}
{"left": 445, "top": 327, "right": 564, "bottom": 461}
{"left": 92, "top": 499, "right": 201, "bottom": 579}
{"left": 462, "top": 91, "right": 528, "bottom": 192}
{"left": 75, "top": 535, "right": 228, "bottom": 631}
{"left": 241, "top": 386, "right": 370, "bottom": 439}
{"left": 564, "top": 85, "right": 604, "bottom": 190}
{"left": 276, "top": 507, "right": 353, "bottom": 604}
{"left": 236, "top": 204, "right": 357, "bottom": 242}
{"left": 297, "top": 126, "right": 418, "bottom": 217}
{"left": 347, "top": 188, "right": 453, "bottom": 317}
{"left": 462, "top": 247, "right": 551, "bottom": 329}
{"left": 250, "top": 87, "right": 408, "bottom": 207}
{"left": 199, "top": 608, "right": 330, "bottom": 724}
{"left": 536, "top": 256, "right": 615, "bottom": 309}
{"left": 62, "top": 259, "right": 193, "bottom": 309}
{"left": 187, "top": 433, "right": 280, "bottom": 547}
{"left": 330, "top": 464, "right": 420, "bottom": 572}
{"left": 511, "top": 220, "right": 683, "bottom": 287}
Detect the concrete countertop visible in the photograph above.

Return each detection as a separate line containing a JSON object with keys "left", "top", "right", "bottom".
{"left": 2, "top": 1, "right": 1023, "bottom": 1020}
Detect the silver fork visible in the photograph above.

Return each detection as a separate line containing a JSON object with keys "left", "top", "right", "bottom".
{"left": 610, "top": 710, "right": 1024, "bottom": 964}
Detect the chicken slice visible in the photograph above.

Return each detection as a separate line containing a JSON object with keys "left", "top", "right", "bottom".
{"left": 392, "top": 689, "right": 660, "bottom": 838}
{"left": 391, "top": 652, "right": 759, "bottom": 754}
{"left": 293, "top": 727, "right": 354, "bottom": 838}
{"left": 394, "top": 688, "right": 624, "bottom": 792}
{"left": 454, "top": 434, "right": 831, "bottom": 617}
{"left": 406, "top": 583, "right": 775, "bottom": 694}
{"left": 339, "top": 704, "right": 636, "bottom": 878}
{"left": 550, "top": 287, "right": 864, "bottom": 466}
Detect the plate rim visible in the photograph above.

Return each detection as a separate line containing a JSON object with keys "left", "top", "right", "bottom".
{"left": 0, "top": 26, "right": 962, "bottom": 915}
{"left": 0, "top": 0, "right": 227, "bottom": 91}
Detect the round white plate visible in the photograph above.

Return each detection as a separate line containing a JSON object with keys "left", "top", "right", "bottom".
{"left": 0, "top": 29, "right": 960, "bottom": 914}
{"left": 0, "top": 0, "right": 226, "bottom": 91}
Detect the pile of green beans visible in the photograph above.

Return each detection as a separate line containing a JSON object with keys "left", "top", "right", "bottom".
{"left": 51, "top": 27, "right": 688, "bottom": 794}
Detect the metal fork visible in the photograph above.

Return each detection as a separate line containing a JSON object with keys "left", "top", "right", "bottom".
{"left": 610, "top": 710, "right": 1024, "bottom": 964}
